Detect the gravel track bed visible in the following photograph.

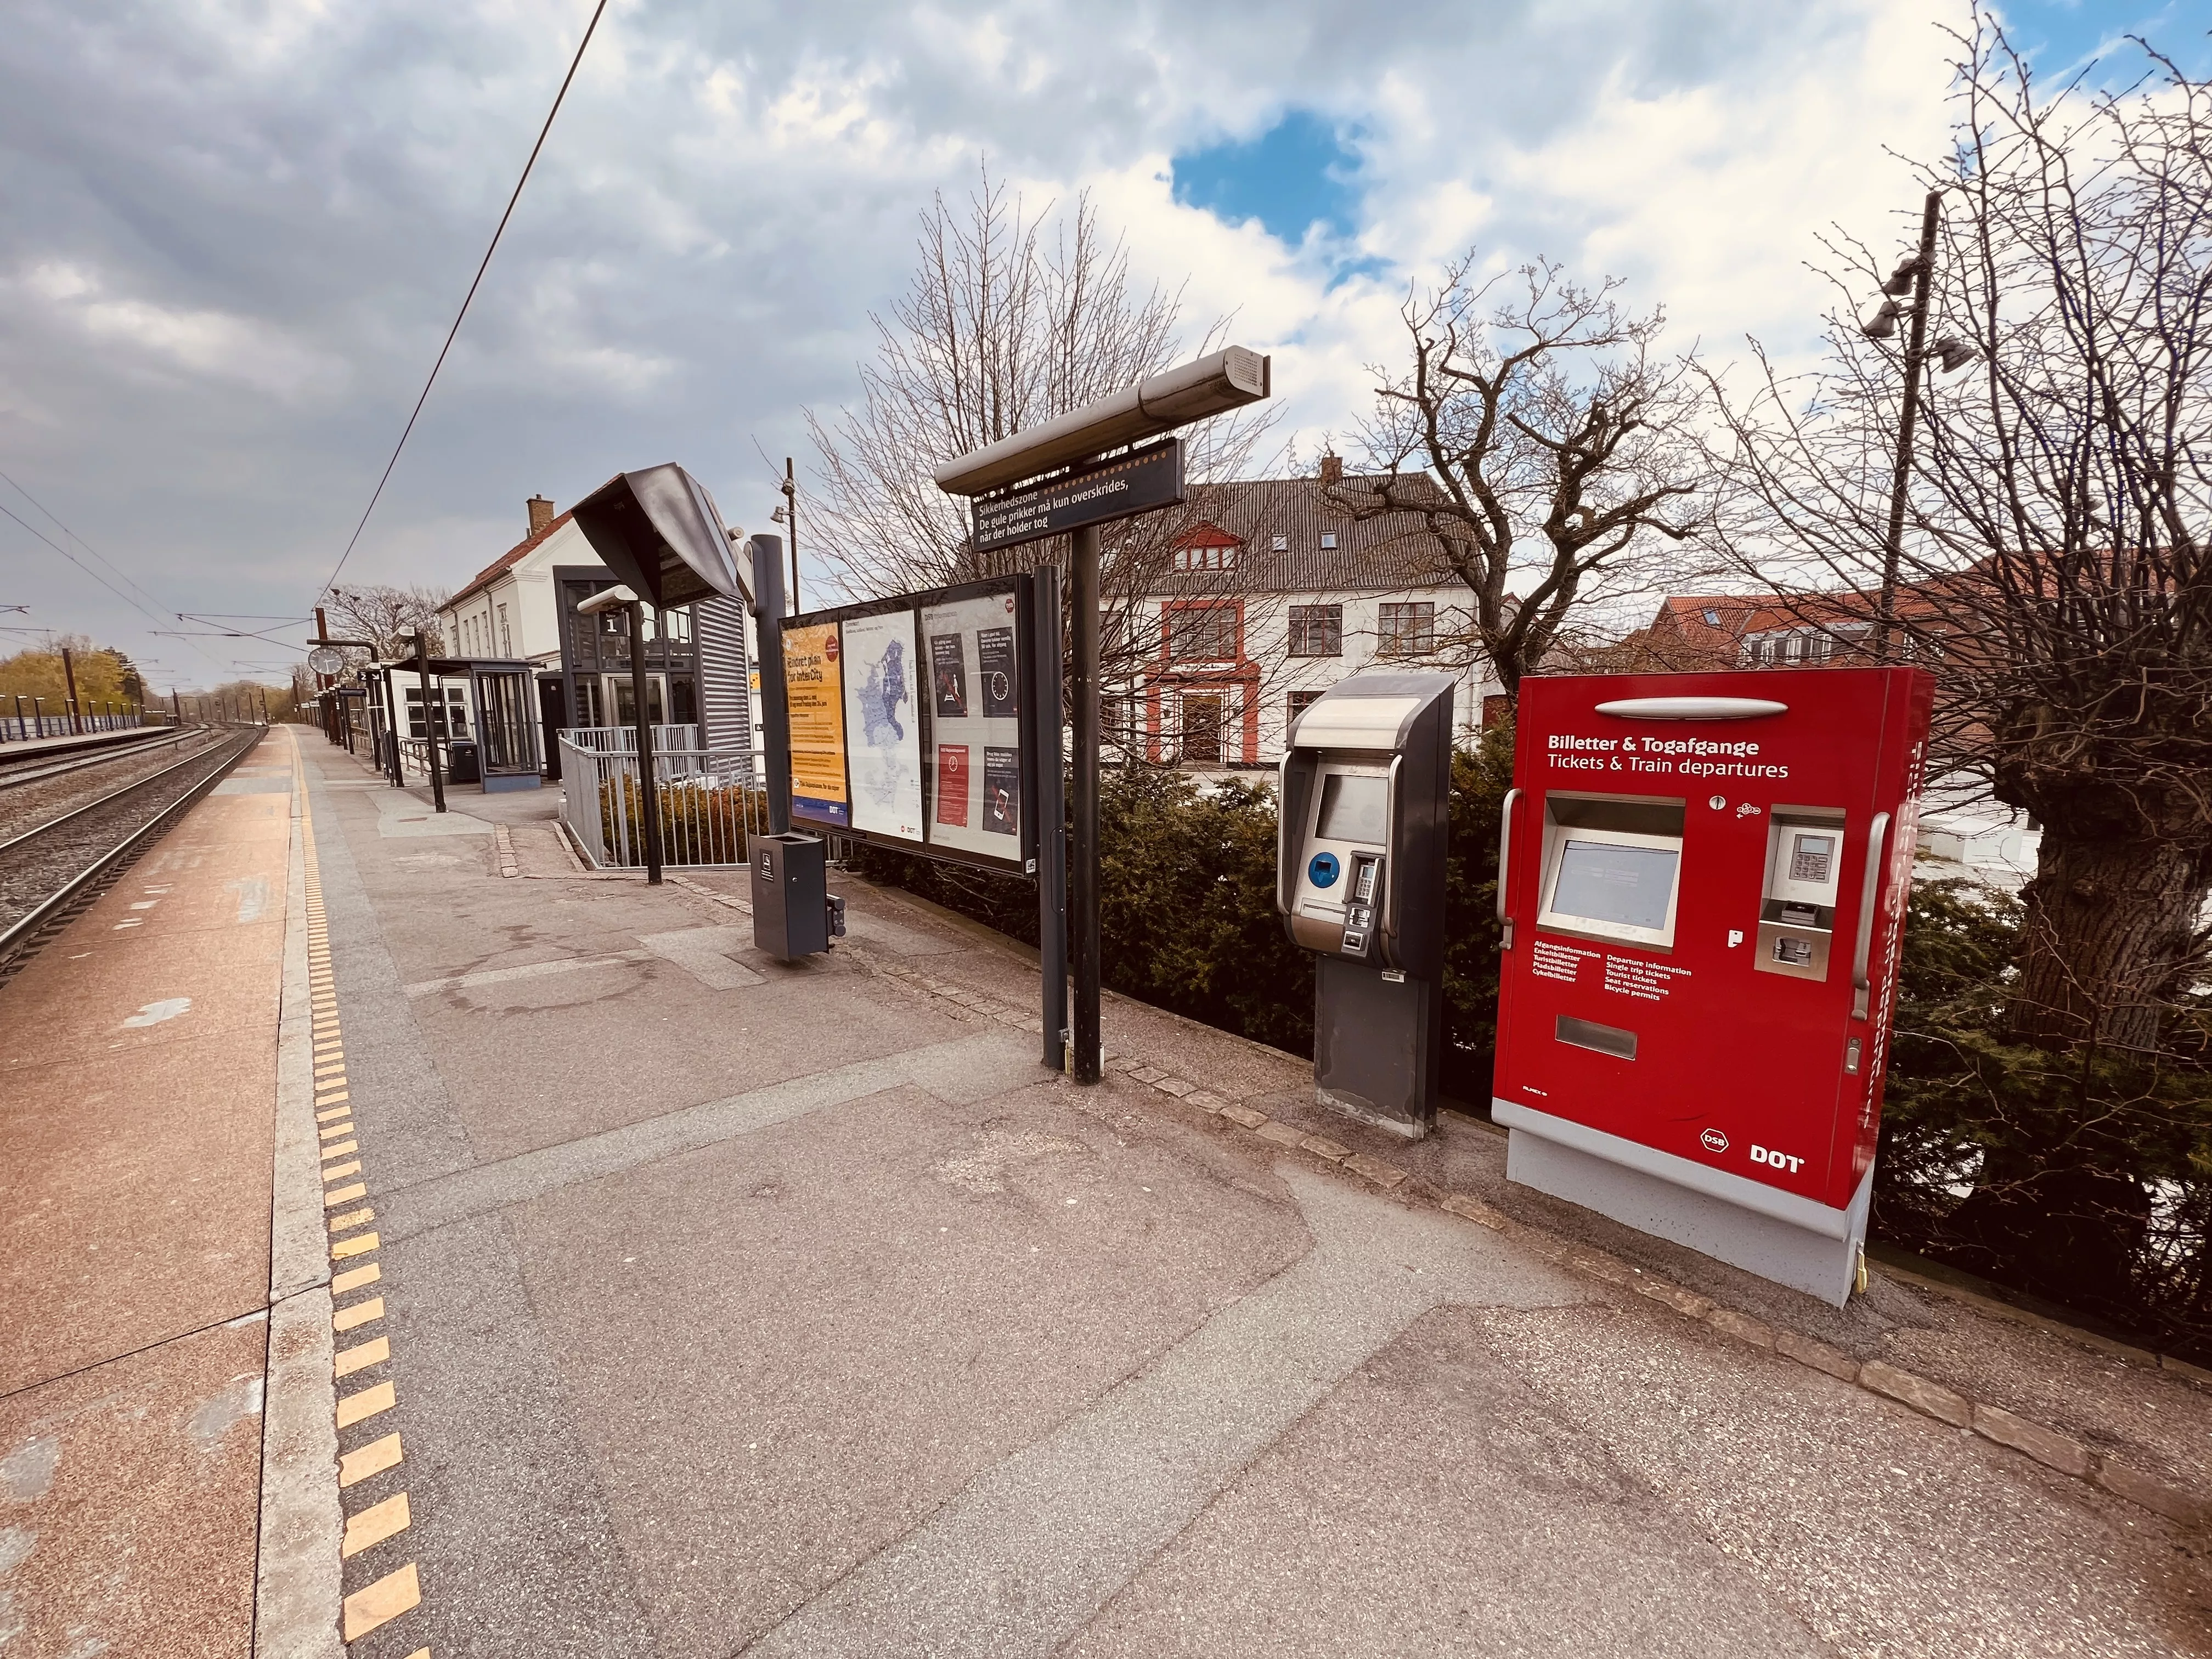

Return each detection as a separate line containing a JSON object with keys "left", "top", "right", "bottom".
{"left": 0, "top": 731, "right": 262, "bottom": 937}
{"left": 0, "top": 732, "right": 222, "bottom": 842}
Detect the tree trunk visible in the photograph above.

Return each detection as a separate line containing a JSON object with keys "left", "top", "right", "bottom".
{"left": 2006, "top": 829, "right": 2206, "bottom": 1052}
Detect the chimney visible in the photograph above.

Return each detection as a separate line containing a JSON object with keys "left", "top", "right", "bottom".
{"left": 527, "top": 494, "right": 555, "bottom": 537}
{"left": 1318, "top": 453, "right": 1344, "bottom": 486}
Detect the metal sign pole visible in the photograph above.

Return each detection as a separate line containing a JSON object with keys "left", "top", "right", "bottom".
{"left": 1031, "top": 566, "right": 1068, "bottom": 1071}
{"left": 414, "top": 631, "right": 446, "bottom": 814}
{"left": 1070, "top": 520, "right": 1102, "bottom": 1083}
{"left": 750, "top": 535, "right": 793, "bottom": 837}
{"left": 626, "top": 600, "right": 664, "bottom": 885}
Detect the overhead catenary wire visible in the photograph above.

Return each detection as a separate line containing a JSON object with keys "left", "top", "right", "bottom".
{"left": 0, "top": 500, "right": 227, "bottom": 674}
{"left": 0, "top": 464, "right": 178, "bottom": 623}
{"left": 312, "top": 0, "right": 610, "bottom": 605}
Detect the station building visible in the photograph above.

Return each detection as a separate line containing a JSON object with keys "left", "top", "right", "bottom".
{"left": 1112, "top": 459, "right": 1507, "bottom": 770}
{"left": 435, "top": 493, "right": 755, "bottom": 778}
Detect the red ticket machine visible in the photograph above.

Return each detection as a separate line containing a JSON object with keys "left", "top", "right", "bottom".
{"left": 1492, "top": 667, "right": 1932, "bottom": 1304}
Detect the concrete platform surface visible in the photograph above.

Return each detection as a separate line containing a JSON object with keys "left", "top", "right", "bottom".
{"left": 290, "top": 741, "right": 2210, "bottom": 1659}
{"left": 0, "top": 729, "right": 292, "bottom": 1658}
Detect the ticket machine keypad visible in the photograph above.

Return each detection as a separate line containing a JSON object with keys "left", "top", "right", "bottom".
{"left": 1755, "top": 811, "right": 1846, "bottom": 982}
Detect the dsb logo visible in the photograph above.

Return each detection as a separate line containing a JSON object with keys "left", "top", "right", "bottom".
{"left": 1750, "top": 1144, "right": 1805, "bottom": 1174}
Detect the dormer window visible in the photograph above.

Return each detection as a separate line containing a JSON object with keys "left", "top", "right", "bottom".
{"left": 1172, "top": 544, "right": 1237, "bottom": 573}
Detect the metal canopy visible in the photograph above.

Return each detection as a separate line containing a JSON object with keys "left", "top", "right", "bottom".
{"left": 571, "top": 464, "right": 750, "bottom": 612}
{"left": 934, "top": 348, "right": 1271, "bottom": 496}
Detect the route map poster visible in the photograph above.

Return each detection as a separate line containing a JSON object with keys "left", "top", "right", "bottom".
{"left": 783, "top": 622, "right": 849, "bottom": 828}
{"left": 921, "top": 590, "right": 1024, "bottom": 859}
{"left": 839, "top": 610, "right": 925, "bottom": 843}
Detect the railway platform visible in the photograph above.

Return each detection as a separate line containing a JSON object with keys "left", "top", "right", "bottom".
{"left": 2, "top": 725, "right": 2208, "bottom": 1657}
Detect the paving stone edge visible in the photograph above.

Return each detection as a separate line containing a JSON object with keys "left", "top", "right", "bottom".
{"left": 866, "top": 958, "right": 2211, "bottom": 1532}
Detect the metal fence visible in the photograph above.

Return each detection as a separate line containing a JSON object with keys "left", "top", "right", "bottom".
{"left": 557, "top": 730, "right": 765, "bottom": 870}
{"left": 1, "top": 707, "right": 169, "bottom": 743}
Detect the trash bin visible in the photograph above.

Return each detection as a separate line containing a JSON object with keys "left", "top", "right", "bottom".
{"left": 447, "top": 739, "right": 481, "bottom": 784}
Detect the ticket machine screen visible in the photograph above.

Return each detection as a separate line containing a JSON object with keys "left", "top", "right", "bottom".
{"left": 1317, "top": 773, "right": 1388, "bottom": 844}
{"left": 1535, "top": 794, "right": 1686, "bottom": 950}
{"left": 1550, "top": 839, "right": 1680, "bottom": 933}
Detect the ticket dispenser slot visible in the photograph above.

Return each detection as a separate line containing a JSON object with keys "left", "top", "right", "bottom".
{"left": 1755, "top": 808, "right": 1846, "bottom": 982}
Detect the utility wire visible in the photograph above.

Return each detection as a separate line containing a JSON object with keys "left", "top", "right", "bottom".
{"left": 314, "top": 0, "right": 610, "bottom": 603}
{"left": 0, "top": 464, "right": 176, "bottom": 621}
{"left": 0, "top": 499, "right": 226, "bottom": 672}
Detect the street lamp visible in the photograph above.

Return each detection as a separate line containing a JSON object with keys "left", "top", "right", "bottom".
{"left": 1860, "top": 188, "right": 1980, "bottom": 659}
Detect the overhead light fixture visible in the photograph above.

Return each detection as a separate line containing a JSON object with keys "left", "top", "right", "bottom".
{"left": 1883, "top": 255, "right": 1923, "bottom": 297}
{"left": 1861, "top": 299, "right": 1902, "bottom": 340}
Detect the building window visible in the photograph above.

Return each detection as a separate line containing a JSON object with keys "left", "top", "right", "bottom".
{"left": 1482, "top": 692, "right": 1511, "bottom": 729}
{"left": 1702, "top": 608, "right": 1720, "bottom": 625}
{"left": 1378, "top": 601, "right": 1435, "bottom": 657}
{"left": 1288, "top": 603, "right": 1343, "bottom": 658}
{"left": 1168, "top": 605, "right": 1238, "bottom": 661}
{"left": 1287, "top": 689, "right": 1328, "bottom": 730}
{"left": 498, "top": 603, "right": 512, "bottom": 656}
{"left": 403, "top": 685, "right": 470, "bottom": 740}
{"left": 1173, "top": 543, "right": 1237, "bottom": 573}
{"left": 1271, "top": 534, "right": 1288, "bottom": 551}
{"left": 1319, "top": 531, "right": 1338, "bottom": 550}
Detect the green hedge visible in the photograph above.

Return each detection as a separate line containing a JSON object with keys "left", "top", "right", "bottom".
{"left": 848, "top": 721, "right": 1519, "bottom": 1096}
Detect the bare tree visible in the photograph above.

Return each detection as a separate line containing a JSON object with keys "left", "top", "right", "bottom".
{"left": 324, "top": 583, "right": 450, "bottom": 661}
{"left": 806, "top": 166, "right": 1274, "bottom": 595}
{"left": 1334, "top": 256, "right": 1714, "bottom": 696}
{"left": 807, "top": 165, "right": 1283, "bottom": 766}
{"left": 1706, "top": 16, "right": 2212, "bottom": 1338}
{"left": 1711, "top": 20, "right": 2212, "bottom": 1054}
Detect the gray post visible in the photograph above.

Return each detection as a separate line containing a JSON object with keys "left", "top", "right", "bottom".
{"left": 414, "top": 631, "right": 446, "bottom": 814}
{"left": 626, "top": 600, "right": 664, "bottom": 884}
{"left": 1070, "top": 520, "right": 1102, "bottom": 1084}
{"left": 751, "top": 535, "right": 793, "bottom": 836}
{"left": 1876, "top": 189, "right": 1943, "bottom": 662}
{"left": 1031, "top": 566, "right": 1067, "bottom": 1072}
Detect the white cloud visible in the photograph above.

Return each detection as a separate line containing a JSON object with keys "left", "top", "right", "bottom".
{"left": 15, "top": 261, "right": 348, "bottom": 399}
{"left": 0, "top": 0, "right": 1983, "bottom": 675}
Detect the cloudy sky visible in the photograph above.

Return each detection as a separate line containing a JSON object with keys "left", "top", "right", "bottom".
{"left": 0, "top": 0, "right": 2200, "bottom": 690}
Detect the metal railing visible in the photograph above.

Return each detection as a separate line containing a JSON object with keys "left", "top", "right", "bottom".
{"left": 563, "top": 723, "right": 704, "bottom": 754}
{"left": 1, "top": 707, "right": 169, "bottom": 742}
{"left": 557, "top": 732, "right": 765, "bottom": 870}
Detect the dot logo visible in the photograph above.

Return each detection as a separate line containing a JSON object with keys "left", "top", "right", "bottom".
{"left": 1307, "top": 851, "right": 1341, "bottom": 889}
{"left": 1700, "top": 1127, "right": 1729, "bottom": 1153}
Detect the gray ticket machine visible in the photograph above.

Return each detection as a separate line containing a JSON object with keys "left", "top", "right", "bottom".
{"left": 1277, "top": 672, "right": 1456, "bottom": 1138}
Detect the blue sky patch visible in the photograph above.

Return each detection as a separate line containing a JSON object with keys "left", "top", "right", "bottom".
{"left": 1171, "top": 110, "right": 1363, "bottom": 245}
{"left": 2002, "top": 1, "right": 2212, "bottom": 80}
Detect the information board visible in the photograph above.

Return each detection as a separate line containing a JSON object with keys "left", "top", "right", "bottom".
{"left": 783, "top": 574, "right": 1038, "bottom": 875}
{"left": 839, "top": 610, "right": 926, "bottom": 842}
{"left": 782, "top": 622, "right": 849, "bottom": 827}
{"left": 922, "top": 588, "right": 1025, "bottom": 859}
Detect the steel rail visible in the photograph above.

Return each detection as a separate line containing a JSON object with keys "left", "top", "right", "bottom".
{"left": 0, "top": 734, "right": 241, "bottom": 859}
{"left": 0, "top": 730, "right": 262, "bottom": 966}
{"left": 0, "top": 730, "right": 192, "bottom": 793}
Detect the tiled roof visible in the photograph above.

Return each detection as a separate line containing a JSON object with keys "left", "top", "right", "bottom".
{"left": 1129, "top": 474, "right": 1463, "bottom": 597}
{"left": 447, "top": 510, "right": 577, "bottom": 609}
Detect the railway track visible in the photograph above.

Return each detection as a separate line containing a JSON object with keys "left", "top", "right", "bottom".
{"left": 0, "top": 726, "right": 189, "bottom": 793}
{"left": 0, "top": 726, "right": 267, "bottom": 986}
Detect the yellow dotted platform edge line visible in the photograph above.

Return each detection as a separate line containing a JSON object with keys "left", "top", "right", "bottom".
{"left": 302, "top": 796, "right": 427, "bottom": 1658}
